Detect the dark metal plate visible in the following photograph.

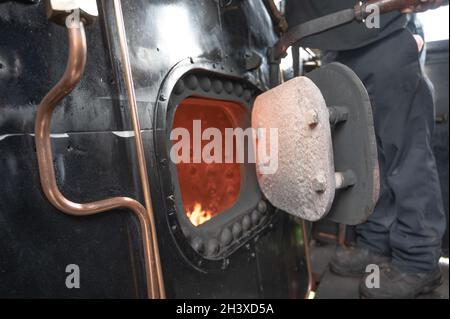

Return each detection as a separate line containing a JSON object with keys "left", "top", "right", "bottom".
{"left": 306, "top": 62, "right": 379, "bottom": 225}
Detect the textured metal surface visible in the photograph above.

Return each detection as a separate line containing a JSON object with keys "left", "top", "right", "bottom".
{"left": 307, "top": 63, "right": 379, "bottom": 225}
{"left": 0, "top": 0, "right": 310, "bottom": 298}
{"left": 252, "top": 76, "right": 335, "bottom": 221}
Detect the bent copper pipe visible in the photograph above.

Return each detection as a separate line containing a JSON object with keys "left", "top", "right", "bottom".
{"left": 112, "top": 0, "right": 165, "bottom": 298}
{"left": 264, "top": 0, "right": 288, "bottom": 34}
{"left": 301, "top": 219, "right": 315, "bottom": 298}
{"left": 34, "top": 23, "right": 159, "bottom": 298}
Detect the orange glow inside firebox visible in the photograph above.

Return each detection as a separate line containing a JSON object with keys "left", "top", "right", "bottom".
{"left": 186, "top": 203, "right": 212, "bottom": 226}
{"left": 172, "top": 97, "right": 245, "bottom": 226}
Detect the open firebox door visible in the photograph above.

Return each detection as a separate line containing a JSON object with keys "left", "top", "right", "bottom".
{"left": 252, "top": 62, "right": 379, "bottom": 224}
{"left": 255, "top": 0, "right": 440, "bottom": 224}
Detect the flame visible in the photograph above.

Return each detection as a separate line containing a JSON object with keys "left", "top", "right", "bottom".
{"left": 187, "top": 203, "right": 212, "bottom": 226}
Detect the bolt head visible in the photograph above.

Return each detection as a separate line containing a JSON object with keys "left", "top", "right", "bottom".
{"left": 313, "top": 176, "right": 326, "bottom": 193}
{"left": 307, "top": 109, "right": 319, "bottom": 128}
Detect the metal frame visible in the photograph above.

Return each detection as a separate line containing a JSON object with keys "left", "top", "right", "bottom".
{"left": 153, "top": 59, "right": 276, "bottom": 268}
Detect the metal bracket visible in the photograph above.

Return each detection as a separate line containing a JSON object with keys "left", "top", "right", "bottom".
{"left": 45, "top": 0, "right": 98, "bottom": 26}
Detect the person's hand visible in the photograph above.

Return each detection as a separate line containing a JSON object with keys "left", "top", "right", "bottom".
{"left": 401, "top": 0, "right": 445, "bottom": 13}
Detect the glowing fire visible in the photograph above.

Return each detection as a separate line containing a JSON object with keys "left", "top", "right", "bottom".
{"left": 187, "top": 203, "right": 212, "bottom": 226}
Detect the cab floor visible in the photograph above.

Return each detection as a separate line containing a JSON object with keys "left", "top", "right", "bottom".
{"left": 311, "top": 241, "right": 449, "bottom": 299}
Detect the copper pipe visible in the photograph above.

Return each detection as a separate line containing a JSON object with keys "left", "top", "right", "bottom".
{"left": 264, "top": 0, "right": 288, "bottom": 34}
{"left": 34, "top": 23, "right": 159, "bottom": 298}
{"left": 301, "top": 219, "right": 315, "bottom": 298}
{"left": 112, "top": 0, "right": 165, "bottom": 298}
{"left": 338, "top": 223, "right": 347, "bottom": 247}
{"left": 317, "top": 232, "right": 339, "bottom": 242}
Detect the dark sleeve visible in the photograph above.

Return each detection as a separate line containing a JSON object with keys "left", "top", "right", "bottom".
{"left": 284, "top": 0, "right": 410, "bottom": 51}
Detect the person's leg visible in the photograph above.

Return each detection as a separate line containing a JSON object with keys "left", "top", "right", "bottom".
{"left": 349, "top": 28, "right": 446, "bottom": 273}
{"left": 388, "top": 75, "right": 446, "bottom": 273}
{"left": 360, "top": 79, "right": 446, "bottom": 297}
{"left": 329, "top": 99, "right": 394, "bottom": 276}
{"left": 354, "top": 29, "right": 446, "bottom": 298}
{"left": 331, "top": 32, "right": 413, "bottom": 257}
{"left": 330, "top": 29, "right": 445, "bottom": 284}
{"left": 329, "top": 134, "right": 393, "bottom": 276}
{"left": 356, "top": 142, "right": 395, "bottom": 257}
{"left": 327, "top": 35, "right": 403, "bottom": 276}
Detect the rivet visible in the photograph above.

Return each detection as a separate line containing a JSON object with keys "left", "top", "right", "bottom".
{"left": 173, "top": 81, "right": 185, "bottom": 95}
{"left": 251, "top": 209, "right": 260, "bottom": 225}
{"left": 212, "top": 79, "right": 223, "bottom": 94}
{"left": 226, "top": 186, "right": 236, "bottom": 196}
{"left": 200, "top": 77, "right": 212, "bottom": 92}
{"left": 257, "top": 200, "right": 267, "bottom": 214}
{"left": 243, "top": 89, "right": 252, "bottom": 101}
{"left": 313, "top": 175, "right": 327, "bottom": 193}
{"left": 307, "top": 109, "right": 319, "bottom": 128}
{"left": 220, "top": 228, "right": 232, "bottom": 245}
{"left": 191, "top": 237, "right": 204, "bottom": 253}
{"left": 185, "top": 74, "right": 198, "bottom": 90}
{"left": 207, "top": 239, "right": 220, "bottom": 256}
{"left": 232, "top": 222, "right": 242, "bottom": 238}
{"left": 242, "top": 215, "right": 251, "bottom": 231}
{"left": 224, "top": 81, "right": 233, "bottom": 94}
{"left": 234, "top": 83, "right": 243, "bottom": 97}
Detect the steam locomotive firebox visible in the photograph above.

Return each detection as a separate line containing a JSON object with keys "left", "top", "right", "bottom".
{"left": 156, "top": 67, "right": 274, "bottom": 264}
{"left": 173, "top": 97, "right": 244, "bottom": 226}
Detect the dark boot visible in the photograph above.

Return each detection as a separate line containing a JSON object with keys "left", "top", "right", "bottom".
{"left": 359, "top": 263, "right": 443, "bottom": 299}
{"left": 330, "top": 245, "right": 390, "bottom": 277}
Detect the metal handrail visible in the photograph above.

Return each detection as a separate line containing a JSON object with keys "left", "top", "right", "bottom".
{"left": 112, "top": 0, "right": 165, "bottom": 298}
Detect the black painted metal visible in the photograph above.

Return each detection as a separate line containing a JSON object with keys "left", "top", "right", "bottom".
{"left": 306, "top": 63, "right": 379, "bottom": 225}
{"left": 159, "top": 68, "right": 271, "bottom": 265}
{"left": 0, "top": 0, "right": 309, "bottom": 298}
